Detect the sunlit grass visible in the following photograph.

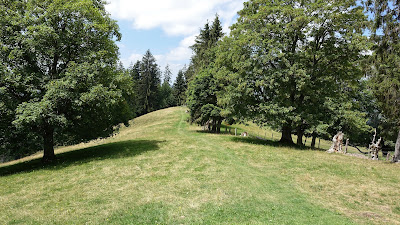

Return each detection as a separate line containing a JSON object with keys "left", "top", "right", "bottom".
{"left": 1, "top": 107, "right": 399, "bottom": 224}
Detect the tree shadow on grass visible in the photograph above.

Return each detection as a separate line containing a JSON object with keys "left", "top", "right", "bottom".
{"left": 0, "top": 140, "right": 163, "bottom": 177}
{"left": 194, "top": 130, "right": 225, "bottom": 134}
{"left": 230, "top": 136, "right": 326, "bottom": 151}
{"left": 194, "top": 129, "right": 238, "bottom": 135}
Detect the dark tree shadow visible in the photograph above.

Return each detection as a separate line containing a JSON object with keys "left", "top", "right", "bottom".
{"left": 194, "top": 128, "right": 239, "bottom": 135}
{"left": 194, "top": 124, "right": 249, "bottom": 136}
{"left": 195, "top": 130, "right": 224, "bottom": 134}
{"left": 0, "top": 140, "right": 163, "bottom": 177}
{"left": 230, "top": 136, "right": 325, "bottom": 151}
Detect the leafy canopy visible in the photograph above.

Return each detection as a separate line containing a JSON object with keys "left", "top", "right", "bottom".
{"left": 0, "top": 0, "right": 133, "bottom": 161}
{"left": 216, "top": 0, "right": 369, "bottom": 143}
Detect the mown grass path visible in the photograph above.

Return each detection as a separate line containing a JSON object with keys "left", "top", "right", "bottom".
{"left": 1, "top": 107, "right": 399, "bottom": 224}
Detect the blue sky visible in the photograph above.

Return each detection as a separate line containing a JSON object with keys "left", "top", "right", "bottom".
{"left": 105, "top": 0, "right": 246, "bottom": 80}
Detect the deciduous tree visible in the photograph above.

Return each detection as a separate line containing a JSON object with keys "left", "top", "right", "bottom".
{"left": 0, "top": 0, "right": 133, "bottom": 162}
{"left": 217, "top": 0, "right": 368, "bottom": 144}
{"left": 366, "top": 0, "right": 400, "bottom": 161}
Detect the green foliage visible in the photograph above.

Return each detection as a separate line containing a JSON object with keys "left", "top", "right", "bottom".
{"left": 216, "top": 0, "right": 369, "bottom": 143}
{"left": 160, "top": 65, "right": 176, "bottom": 108}
{"left": 365, "top": 0, "right": 400, "bottom": 125}
{"left": 190, "top": 15, "right": 224, "bottom": 76}
{"left": 136, "top": 50, "right": 162, "bottom": 115}
{"left": 183, "top": 62, "right": 196, "bottom": 82}
{"left": 173, "top": 70, "right": 187, "bottom": 106}
{"left": 129, "top": 60, "right": 141, "bottom": 82}
{"left": 365, "top": 0, "right": 400, "bottom": 160}
{"left": 0, "top": 0, "right": 132, "bottom": 161}
{"left": 186, "top": 16, "right": 225, "bottom": 132}
{"left": 126, "top": 52, "right": 175, "bottom": 114}
{"left": 187, "top": 68, "right": 223, "bottom": 132}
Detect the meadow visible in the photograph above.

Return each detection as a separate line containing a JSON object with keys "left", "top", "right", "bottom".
{"left": 1, "top": 107, "right": 399, "bottom": 224}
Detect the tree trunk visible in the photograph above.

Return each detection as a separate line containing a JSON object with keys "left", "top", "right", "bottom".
{"left": 297, "top": 128, "right": 304, "bottom": 146}
{"left": 211, "top": 119, "right": 217, "bottom": 133}
{"left": 311, "top": 132, "right": 317, "bottom": 149}
{"left": 216, "top": 118, "right": 222, "bottom": 134}
{"left": 42, "top": 125, "right": 56, "bottom": 162}
{"left": 393, "top": 128, "right": 400, "bottom": 162}
{"left": 280, "top": 124, "right": 293, "bottom": 144}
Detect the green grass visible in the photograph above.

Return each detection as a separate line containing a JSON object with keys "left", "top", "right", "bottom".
{"left": 1, "top": 107, "right": 399, "bottom": 224}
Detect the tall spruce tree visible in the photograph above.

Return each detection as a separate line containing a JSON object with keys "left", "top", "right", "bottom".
{"left": 160, "top": 65, "right": 175, "bottom": 108}
{"left": 190, "top": 15, "right": 224, "bottom": 75}
{"left": 137, "top": 50, "right": 161, "bottom": 114}
{"left": 0, "top": 0, "right": 134, "bottom": 162}
{"left": 129, "top": 60, "right": 141, "bottom": 82}
{"left": 173, "top": 70, "right": 187, "bottom": 106}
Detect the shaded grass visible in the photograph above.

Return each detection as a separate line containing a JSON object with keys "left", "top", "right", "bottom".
{"left": 0, "top": 140, "right": 162, "bottom": 177}
{"left": 1, "top": 107, "right": 399, "bottom": 224}
{"left": 230, "top": 136, "right": 315, "bottom": 150}
{"left": 223, "top": 122, "right": 375, "bottom": 156}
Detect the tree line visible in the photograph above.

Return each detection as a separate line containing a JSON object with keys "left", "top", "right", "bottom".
{"left": 1, "top": 0, "right": 399, "bottom": 163}
{"left": 122, "top": 50, "right": 188, "bottom": 117}
{"left": 186, "top": 0, "right": 400, "bottom": 162}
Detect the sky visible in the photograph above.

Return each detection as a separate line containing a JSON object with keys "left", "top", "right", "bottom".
{"left": 105, "top": 0, "right": 246, "bottom": 80}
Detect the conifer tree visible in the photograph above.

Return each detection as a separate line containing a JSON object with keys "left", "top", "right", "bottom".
{"left": 190, "top": 15, "right": 224, "bottom": 75}
{"left": 137, "top": 50, "right": 161, "bottom": 114}
{"left": 186, "top": 16, "right": 225, "bottom": 131}
{"left": 187, "top": 67, "right": 223, "bottom": 133}
{"left": 160, "top": 65, "right": 175, "bottom": 108}
{"left": 129, "top": 60, "right": 141, "bottom": 82}
{"left": 173, "top": 70, "right": 187, "bottom": 106}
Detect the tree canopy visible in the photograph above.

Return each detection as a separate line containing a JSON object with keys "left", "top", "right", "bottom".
{"left": 0, "top": 0, "right": 133, "bottom": 161}
{"left": 173, "top": 70, "right": 187, "bottom": 106}
{"left": 186, "top": 15, "right": 225, "bottom": 132}
{"left": 366, "top": 0, "right": 400, "bottom": 161}
{"left": 216, "top": 0, "right": 369, "bottom": 144}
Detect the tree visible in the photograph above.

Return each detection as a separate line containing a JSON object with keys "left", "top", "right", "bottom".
{"left": 190, "top": 15, "right": 224, "bottom": 76}
{"left": 160, "top": 65, "right": 176, "bottom": 108}
{"left": 366, "top": 0, "right": 400, "bottom": 161}
{"left": 183, "top": 62, "right": 196, "bottom": 82}
{"left": 129, "top": 60, "right": 141, "bottom": 82}
{"left": 173, "top": 70, "right": 187, "bottom": 106}
{"left": 0, "top": 74, "right": 42, "bottom": 161}
{"left": 186, "top": 16, "right": 225, "bottom": 130}
{"left": 187, "top": 67, "right": 224, "bottom": 133}
{"left": 217, "top": 0, "right": 369, "bottom": 144}
{"left": 0, "top": 0, "right": 133, "bottom": 162}
{"left": 137, "top": 50, "right": 162, "bottom": 115}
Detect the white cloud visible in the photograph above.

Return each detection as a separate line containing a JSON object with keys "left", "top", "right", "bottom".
{"left": 164, "top": 35, "right": 196, "bottom": 62}
{"left": 120, "top": 53, "right": 142, "bottom": 67}
{"left": 180, "top": 35, "right": 196, "bottom": 47}
{"left": 105, "top": 0, "right": 245, "bottom": 36}
{"left": 107, "top": 0, "right": 246, "bottom": 80}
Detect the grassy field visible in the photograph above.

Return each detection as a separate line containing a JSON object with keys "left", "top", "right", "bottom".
{"left": 1, "top": 107, "right": 399, "bottom": 224}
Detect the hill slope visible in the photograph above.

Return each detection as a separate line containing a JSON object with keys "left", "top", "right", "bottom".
{"left": 1, "top": 107, "right": 399, "bottom": 224}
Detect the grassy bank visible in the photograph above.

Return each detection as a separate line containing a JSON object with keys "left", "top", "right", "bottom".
{"left": 1, "top": 107, "right": 399, "bottom": 224}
